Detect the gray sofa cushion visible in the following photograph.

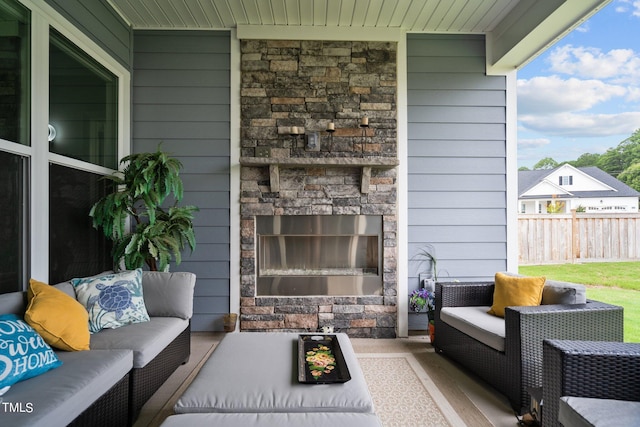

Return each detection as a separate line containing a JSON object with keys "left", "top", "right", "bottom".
{"left": 142, "top": 271, "right": 195, "bottom": 319}
{"left": 175, "top": 332, "right": 374, "bottom": 414}
{"left": 0, "top": 349, "right": 132, "bottom": 427}
{"left": 440, "top": 306, "right": 506, "bottom": 352}
{"left": 90, "top": 317, "right": 189, "bottom": 368}
{"left": 543, "top": 279, "right": 587, "bottom": 305}
{"left": 160, "top": 412, "right": 382, "bottom": 427}
{"left": 0, "top": 291, "right": 25, "bottom": 315}
{"left": 559, "top": 396, "right": 640, "bottom": 427}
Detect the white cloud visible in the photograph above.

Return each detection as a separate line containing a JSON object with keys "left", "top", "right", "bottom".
{"left": 518, "top": 138, "right": 551, "bottom": 149}
{"left": 547, "top": 45, "right": 640, "bottom": 83}
{"left": 628, "top": 86, "right": 640, "bottom": 101}
{"left": 518, "top": 111, "right": 640, "bottom": 137}
{"left": 614, "top": 0, "right": 640, "bottom": 16}
{"left": 517, "top": 75, "right": 627, "bottom": 114}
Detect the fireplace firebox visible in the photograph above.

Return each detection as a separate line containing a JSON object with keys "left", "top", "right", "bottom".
{"left": 256, "top": 215, "right": 383, "bottom": 296}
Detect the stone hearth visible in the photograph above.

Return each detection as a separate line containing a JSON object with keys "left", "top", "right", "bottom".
{"left": 239, "top": 39, "right": 397, "bottom": 338}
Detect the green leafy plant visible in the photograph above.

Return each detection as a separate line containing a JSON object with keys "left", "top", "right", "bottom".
{"left": 411, "top": 244, "right": 438, "bottom": 280}
{"left": 90, "top": 148, "right": 198, "bottom": 272}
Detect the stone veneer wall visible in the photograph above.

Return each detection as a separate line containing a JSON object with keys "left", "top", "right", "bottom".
{"left": 239, "top": 40, "right": 398, "bottom": 338}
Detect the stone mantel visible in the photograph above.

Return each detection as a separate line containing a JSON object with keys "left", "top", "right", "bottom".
{"left": 240, "top": 156, "right": 398, "bottom": 194}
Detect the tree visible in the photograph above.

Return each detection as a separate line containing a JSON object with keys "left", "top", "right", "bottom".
{"left": 618, "top": 162, "right": 640, "bottom": 192}
{"left": 596, "top": 129, "right": 640, "bottom": 177}
{"left": 569, "top": 153, "right": 601, "bottom": 168}
{"left": 533, "top": 157, "right": 559, "bottom": 170}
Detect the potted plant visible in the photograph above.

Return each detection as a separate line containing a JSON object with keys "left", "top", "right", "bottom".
{"left": 409, "top": 287, "right": 436, "bottom": 342}
{"left": 412, "top": 244, "right": 438, "bottom": 289}
{"left": 90, "top": 148, "right": 198, "bottom": 272}
{"left": 410, "top": 244, "right": 439, "bottom": 342}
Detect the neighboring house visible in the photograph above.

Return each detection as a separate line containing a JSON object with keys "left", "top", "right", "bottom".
{"left": 519, "top": 165, "right": 640, "bottom": 214}
{"left": 0, "top": 0, "right": 612, "bottom": 336}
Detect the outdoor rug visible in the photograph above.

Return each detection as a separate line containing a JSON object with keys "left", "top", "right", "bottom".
{"left": 358, "top": 353, "right": 467, "bottom": 426}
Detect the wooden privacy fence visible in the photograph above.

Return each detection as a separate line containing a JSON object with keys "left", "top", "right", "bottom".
{"left": 519, "top": 213, "right": 640, "bottom": 265}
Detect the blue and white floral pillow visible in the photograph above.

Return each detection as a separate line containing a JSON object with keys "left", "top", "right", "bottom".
{"left": 72, "top": 269, "right": 150, "bottom": 333}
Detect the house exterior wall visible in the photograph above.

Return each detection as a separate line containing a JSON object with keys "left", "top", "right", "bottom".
{"left": 45, "top": 0, "right": 132, "bottom": 69}
{"left": 407, "top": 34, "right": 508, "bottom": 329}
{"left": 521, "top": 197, "right": 639, "bottom": 214}
{"left": 132, "top": 31, "right": 231, "bottom": 331}
{"left": 36, "top": 6, "right": 515, "bottom": 333}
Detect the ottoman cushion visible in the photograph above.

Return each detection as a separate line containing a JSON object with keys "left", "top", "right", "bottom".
{"left": 559, "top": 396, "right": 640, "bottom": 427}
{"left": 161, "top": 412, "right": 382, "bottom": 427}
{"left": 174, "top": 332, "right": 374, "bottom": 414}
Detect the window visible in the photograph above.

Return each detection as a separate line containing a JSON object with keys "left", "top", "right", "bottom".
{"left": 0, "top": 0, "right": 129, "bottom": 292}
{"left": 559, "top": 175, "right": 573, "bottom": 185}
{"left": 49, "top": 165, "right": 113, "bottom": 284}
{"left": 49, "top": 29, "right": 118, "bottom": 169}
{"left": 0, "top": 151, "right": 27, "bottom": 293}
{"left": 0, "top": 0, "right": 30, "bottom": 146}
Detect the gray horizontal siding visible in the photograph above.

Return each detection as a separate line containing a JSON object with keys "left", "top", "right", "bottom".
{"left": 407, "top": 34, "right": 508, "bottom": 314}
{"left": 133, "top": 30, "right": 231, "bottom": 332}
{"left": 46, "top": 0, "right": 132, "bottom": 69}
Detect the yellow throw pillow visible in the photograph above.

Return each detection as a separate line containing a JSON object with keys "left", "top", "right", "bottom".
{"left": 25, "top": 279, "right": 90, "bottom": 351}
{"left": 487, "top": 272, "right": 546, "bottom": 318}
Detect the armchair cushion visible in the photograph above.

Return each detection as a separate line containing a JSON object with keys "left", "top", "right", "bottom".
{"left": 440, "top": 306, "right": 505, "bottom": 351}
{"left": 488, "top": 272, "right": 545, "bottom": 317}
{"left": 559, "top": 396, "right": 640, "bottom": 427}
{"left": 542, "top": 280, "right": 587, "bottom": 305}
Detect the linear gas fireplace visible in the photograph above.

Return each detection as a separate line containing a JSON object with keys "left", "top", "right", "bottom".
{"left": 256, "top": 215, "right": 383, "bottom": 296}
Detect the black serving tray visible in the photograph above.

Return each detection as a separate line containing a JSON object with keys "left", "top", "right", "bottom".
{"left": 298, "top": 334, "right": 352, "bottom": 384}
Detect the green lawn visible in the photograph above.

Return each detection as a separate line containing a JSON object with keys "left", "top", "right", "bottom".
{"left": 519, "top": 263, "right": 640, "bottom": 342}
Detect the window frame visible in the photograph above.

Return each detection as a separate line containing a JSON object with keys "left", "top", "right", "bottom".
{"left": 0, "top": 0, "right": 130, "bottom": 285}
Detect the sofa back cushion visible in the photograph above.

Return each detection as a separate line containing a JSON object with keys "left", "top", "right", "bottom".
{"left": 142, "top": 271, "right": 196, "bottom": 319}
{"left": 0, "top": 291, "right": 26, "bottom": 315}
{"left": 542, "top": 279, "right": 587, "bottom": 305}
{"left": 499, "top": 271, "right": 587, "bottom": 305}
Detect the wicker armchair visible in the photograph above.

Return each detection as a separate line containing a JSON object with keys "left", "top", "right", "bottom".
{"left": 543, "top": 340, "right": 640, "bottom": 427}
{"left": 434, "top": 282, "right": 624, "bottom": 415}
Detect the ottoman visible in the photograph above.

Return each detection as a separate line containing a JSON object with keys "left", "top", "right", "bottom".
{"left": 161, "top": 413, "right": 382, "bottom": 427}
{"left": 174, "top": 332, "right": 374, "bottom": 414}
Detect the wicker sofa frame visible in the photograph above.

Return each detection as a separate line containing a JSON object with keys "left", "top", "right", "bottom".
{"left": 434, "top": 281, "right": 624, "bottom": 415}
{"left": 69, "top": 373, "right": 131, "bottom": 427}
{"left": 543, "top": 340, "right": 640, "bottom": 427}
{"left": 129, "top": 323, "right": 191, "bottom": 424}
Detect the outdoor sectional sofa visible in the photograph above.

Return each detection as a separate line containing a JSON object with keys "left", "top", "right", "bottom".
{"left": 434, "top": 274, "right": 624, "bottom": 415}
{"left": 0, "top": 270, "right": 195, "bottom": 427}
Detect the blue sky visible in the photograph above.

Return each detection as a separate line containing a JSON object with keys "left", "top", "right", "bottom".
{"left": 517, "top": 0, "right": 640, "bottom": 169}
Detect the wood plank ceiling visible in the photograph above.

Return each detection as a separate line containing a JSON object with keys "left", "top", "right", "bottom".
{"left": 107, "top": 0, "right": 520, "bottom": 32}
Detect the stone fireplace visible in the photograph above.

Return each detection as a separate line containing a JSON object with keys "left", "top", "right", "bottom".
{"left": 239, "top": 39, "right": 397, "bottom": 338}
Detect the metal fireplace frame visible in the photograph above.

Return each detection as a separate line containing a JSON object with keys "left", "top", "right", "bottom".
{"left": 255, "top": 215, "right": 383, "bottom": 296}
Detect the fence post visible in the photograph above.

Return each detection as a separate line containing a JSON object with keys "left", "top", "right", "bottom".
{"left": 571, "top": 209, "right": 578, "bottom": 262}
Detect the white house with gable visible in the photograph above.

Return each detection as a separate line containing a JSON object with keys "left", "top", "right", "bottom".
{"left": 519, "top": 164, "right": 640, "bottom": 214}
